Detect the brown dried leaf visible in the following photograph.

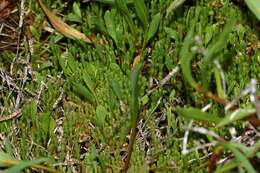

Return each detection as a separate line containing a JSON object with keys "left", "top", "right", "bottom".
{"left": 0, "top": 0, "right": 15, "bottom": 19}
{"left": 37, "top": 0, "right": 92, "bottom": 43}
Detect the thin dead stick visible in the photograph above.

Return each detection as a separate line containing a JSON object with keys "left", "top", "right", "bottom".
{"left": 37, "top": 0, "right": 92, "bottom": 43}
{"left": 2, "top": 159, "right": 59, "bottom": 173}
{"left": 146, "top": 66, "right": 179, "bottom": 96}
{"left": 52, "top": 88, "right": 64, "bottom": 110}
{"left": 182, "top": 104, "right": 212, "bottom": 155}
{"left": 194, "top": 84, "right": 228, "bottom": 105}
{"left": 189, "top": 127, "right": 222, "bottom": 141}
{"left": 182, "top": 120, "right": 193, "bottom": 155}
{"left": 10, "top": 0, "right": 26, "bottom": 74}
{"left": 0, "top": 109, "right": 22, "bottom": 122}
{"left": 225, "top": 79, "right": 258, "bottom": 113}
{"left": 186, "top": 142, "right": 218, "bottom": 154}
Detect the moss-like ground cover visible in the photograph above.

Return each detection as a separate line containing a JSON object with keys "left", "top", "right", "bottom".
{"left": 0, "top": 0, "right": 259, "bottom": 172}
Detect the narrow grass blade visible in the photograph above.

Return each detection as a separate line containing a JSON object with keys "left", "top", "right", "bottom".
{"left": 175, "top": 107, "right": 221, "bottom": 123}
{"left": 4, "top": 159, "right": 48, "bottom": 173}
{"left": 122, "top": 64, "right": 142, "bottom": 172}
{"left": 104, "top": 10, "right": 118, "bottom": 47}
{"left": 204, "top": 17, "right": 235, "bottom": 63}
{"left": 166, "top": 0, "right": 186, "bottom": 17}
{"left": 215, "top": 160, "right": 238, "bottom": 173}
{"left": 164, "top": 27, "right": 180, "bottom": 41}
{"left": 130, "top": 64, "right": 141, "bottom": 121}
{"left": 82, "top": 72, "right": 96, "bottom": 97}
{"left": 93, "top": 105, "right": 107, "bottom": 127}
{"left": 72, "top": 82, "right": 95, "bottom": 104}
{"left": 180, "top": 21, "right": 197, "bottom": 88}
{"left": 95, "top": 0, "right": 132, "bottom": 4}
{"left": 217, "top": 109, "right": 256, "bottom": 127}
{"left": 72, "top": 2, "right": 81, "bottom": 19}
{"left": 0, "top": 151, "right": 13, "bottom": 167}
{"left": 133, "top": 0, "right": 149, "bottom": 28}
{"left": 37, "top": 0, "right": 92, "bottom": 43}
{"left": 201, "top": 17, "right": 235, "bottom": 90}
{"left": 213, "top": 67, "right": 225, "bottom": 98}
{"left": 67, "top": 2, "right": 82, "bottom": 23}
{"left": 110, "top": 80, "right": 123, "bottom": 100}
{"left": 144, "top": 13, "right": 161, "bottom": 46}
{"left": 245, "top": 0, "right": 260, "bottom": 20}
{"left": 115, "top": 0, "right": 136, "bottom": 37}
{"left": 223, "top": 143, "right": 257, "bottom": 173}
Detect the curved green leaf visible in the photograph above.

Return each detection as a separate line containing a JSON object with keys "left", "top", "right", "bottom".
{"left": 0, "top": 151, "right": 13, "bottom": 167}
{"left": 245, "top": 0, "right": 260, "bottom": 20}
{"left": 145, "top": 13, "right": 161, "bottom": 46}
{"left": 217, "top": 109, "right": 256, "bottom": 127}
{"left": 72, "top": 82, "right": 95, "bottom": 104}
{"left": 223, "top": 143, "right": 257, "bottom": 173}
{"left": 133, "top": 0, "right": 149, "bottom": 29}
{"left": 175, "top": 107, "right": 221, "bottom": 123}
{"left": 180, "top": 22, "right": 197, "bottom": 87}
{"left": 104, "top": 10, "right": 118, "bottom": 47}
{"left": 166, "top": 0, "right": 186, "bottom": 18}
{"left": 4, "top": 159, "right": 48, "bottom": 173}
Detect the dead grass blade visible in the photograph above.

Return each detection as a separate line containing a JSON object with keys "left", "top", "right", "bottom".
{"left": 37, "top": 0, "right": 92, "bottom": 43}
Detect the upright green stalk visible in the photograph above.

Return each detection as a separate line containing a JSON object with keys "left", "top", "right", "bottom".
{"left": 122, "top": 64, "right": 142, "bottom": 172}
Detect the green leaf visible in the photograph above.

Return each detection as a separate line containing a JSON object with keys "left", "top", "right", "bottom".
{"left": 110, "top": 80, "right": 123, "bottom": 100}
{"left": 4, "top": 158, "right": 48, "bottom": 173}
{"left": 164, "top": 27, "right": 180, "bottom": 41}
{"left": 217, "top": 109, "right": 256, "bottom": 127}
{"left": 204, "top": 25, "right": 216, "bottom": 45}
{"left": 67, "top": 14, "right": 82, "bottom": 23}
{"left": 73, "top": 2, "right": 81, "bottom": 19}
{"left": 130, "top": 64, "right": 142, "bottom": 123}
{"left": 104, "top": 10, "right": 118, "bottom": 47}
{"left": 205, "top": 16, "right": 235, "bottom": 63}
{"left": 213, "top": 67, "right": 225, "bottom": 99}
{"left": 201, "top": 16, "right": 235, "bottom": 89}
{"left": 215, "top": 160, "right": 238, "bottom": 173}
{"left": 245, "top": 0, "right": 260, "bottom": 20}
{"left": 89, "top": 16, "right": 107, "bottom": 34}
{"left": 58, "top": 52, "right": 71, "bottom": 76}
{"left": 82, "top": 71, "right": 96, "bottom": 97}
{"left": 39, "top": 112, "right": 50, "bottom": 136}
{"left": 223, "top": 143, "right": 257, "bottom": 173}
{"left": 145, "top": 13, "right": 161, "bottom": 46}
{"left": 166, "top": 0, "right": 186, "bottom": 18}
{"left": 72, "top": 82, "right": 95, "bottom": 104}
{"left": 67, "top": 2, "right": 82, "bottom": 23}
{"left": 93, "top": 105, "right": 107, "bottom": 127}
{"left": 67, "top": 54, "right": 78, "bottom": 73}
{"left": 236, "top": 24, "right": 246, "bottom": 40}
{"left": 175, "top": 107, "right": 221, "bottom": 123}
{"left": 180, "top": 21, "right": 197, "bottom": 87}
{"left": 0, "top": 151, "right": 13, "bottom": 167}
{"left": 115, "top": 0, "right": 136, "bottom": 37}
{"left": 133, "top": 0, "right": 149, "bottom": 29}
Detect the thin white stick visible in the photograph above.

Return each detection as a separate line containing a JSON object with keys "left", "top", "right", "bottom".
{"left": 189, "top": 127, "right": 221, "bottom": 140}
{"left": 182, "top": 120, "right": 193, "bottom": 155}
{"left": 182, "top": 104, "right": 212, "bottom": 155}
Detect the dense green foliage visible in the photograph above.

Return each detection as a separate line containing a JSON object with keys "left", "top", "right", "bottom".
{"left": 0, "top": 0, "right": 259, "bottom": 172}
